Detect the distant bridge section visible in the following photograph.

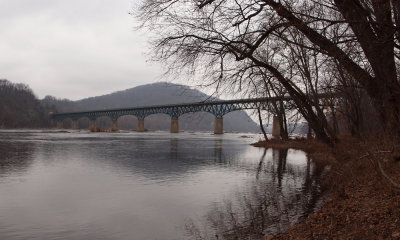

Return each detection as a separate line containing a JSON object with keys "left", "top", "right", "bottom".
{"left": 50, "top": 95, "right": 319, "bottom": 134}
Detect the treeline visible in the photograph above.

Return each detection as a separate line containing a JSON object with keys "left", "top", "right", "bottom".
{"left": 0, "top": 79, "right": 47, "bottom": 128}
{"left": 41, "top": 95, "right": 76, "bottom": 113}
{"left": 0, "top": 79, "right": 70, "bottom": 128}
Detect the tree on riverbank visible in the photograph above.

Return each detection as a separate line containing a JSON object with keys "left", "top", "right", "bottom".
{"left": 136, "top": 0, "right": 400, "bottom": 145}
{"left": 0, "top": 79, "right": 48, "bottom": 128}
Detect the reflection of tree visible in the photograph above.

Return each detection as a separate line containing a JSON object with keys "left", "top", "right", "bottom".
{"left": 170, "top": 138, "right": 178, "bottom": 160}
{"left": 213, "top": 138, "right": 223, "bottom": 164}
{"left": 299, "top": 156, "right": 326, "bottom": 221}
{"left": 186, "top": 149, "right": 328, "bottom": 240}
{"left": 273, "top": 149, "right": 288, "bottom": 189}
{"left": 168, "top": 137, "right": 226, "bottom": 164}
{"left": 256, "top": 148, "right": 267, "bottom": 180}
{"left": 0, "top": 140, "right": 35, "bottom": 177}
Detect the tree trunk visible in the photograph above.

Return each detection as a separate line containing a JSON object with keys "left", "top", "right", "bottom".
{"left": 257, "top": 107, "right": 268, "bottom": 142}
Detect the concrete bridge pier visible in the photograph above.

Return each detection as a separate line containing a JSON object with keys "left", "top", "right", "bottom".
{"left": 111, "top": 119, "right": 118, "bottom": 132}
{"left": 136, "top": 118, "right": 145, "bottom": 132}
{"left": 170, "top": 117, "right": 179, "bottom": 133}
{"left": 272, "top": 115, "right": 281, "bottom": 139}
{"left": 214, "top": 117, "right": 223, "bottom": 134}
{"left": 56, "top": 121, "right": 63, "bottom": 129}
{"left": 89, "top": 120, "right": 96, "bottom": 132}
{"left": 71, "top": 120, "right": 79, "bottom": 130}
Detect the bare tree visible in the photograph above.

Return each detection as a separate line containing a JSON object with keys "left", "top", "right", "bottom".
{"left": 136, "top": 0, "right": 400, "bottom": 144}
{"left": 0, "top": 79, "right": 47, "bottom": 128}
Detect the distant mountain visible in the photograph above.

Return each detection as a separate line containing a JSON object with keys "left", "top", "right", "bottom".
{"left": 44, "top": 82, "right": 260, "bottom": 133}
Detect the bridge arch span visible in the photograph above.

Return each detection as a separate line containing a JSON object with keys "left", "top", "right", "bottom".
{"left": 70, "top": 116, "right": 91, "bottom": 130}
{"left": 92, "top": 116, "right": 113, "bottom": 131}
{"left": 143, "top": 112, "right": 172, "bottom": 119}
{"left": 178, "top": 112, "right": 215, "bottom": 132}
{"left": 76, "top": 116, "right": 90, "bottom": 122}
{"left": 60, "top": 118, "right": 73, "bottom": 129}
{"left": 141, "top": 113, "right": 174, "bottom": 132}
{"left": 118, "top": 114, "right": 139, "bottom": 120}
{"left": 116, "top": 114, "right": 145, "bottom": 132}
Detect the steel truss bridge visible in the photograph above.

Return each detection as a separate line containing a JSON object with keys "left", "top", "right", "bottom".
{"left": 50, "top": 95, "right": 306, "bottom": 134}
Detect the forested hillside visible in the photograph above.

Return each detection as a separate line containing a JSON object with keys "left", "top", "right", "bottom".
{"left": 0, "top": 79, "right": 47, "bottom": 128}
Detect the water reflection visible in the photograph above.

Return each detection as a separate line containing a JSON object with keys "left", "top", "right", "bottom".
{"left": 186, "top": 149, "right": 328, "bottom": 240}
{"left": 0, "top": 139, "right": 35, "bottom": 178}
{"left": 0, "top": 131, "right": 327, "bottom": 240}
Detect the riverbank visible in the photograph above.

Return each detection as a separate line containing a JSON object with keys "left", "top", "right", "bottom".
{"left": 254, "top": 136, "right": 400, "bottom": 239}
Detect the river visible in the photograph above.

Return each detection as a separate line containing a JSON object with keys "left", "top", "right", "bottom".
{"left": 0, "top": 130, "right": 327, "bottom": 240}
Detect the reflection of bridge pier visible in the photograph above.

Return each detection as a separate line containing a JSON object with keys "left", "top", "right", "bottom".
{"left": 272, "top": 149, "right": 288, "bottom": 188}
{"left": 214, "top": 138, "right": 223, "bottom": 162}
{"left": 170, "top": 138, "right": 178, "bottom": 159}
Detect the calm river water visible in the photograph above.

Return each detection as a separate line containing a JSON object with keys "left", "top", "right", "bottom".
{"left": 0, "top": 130, "right": 327, "bottom": 240}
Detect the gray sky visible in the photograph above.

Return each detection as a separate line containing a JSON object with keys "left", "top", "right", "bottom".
{"left": 0, "top": 0, "right": 163, "bottom": 100}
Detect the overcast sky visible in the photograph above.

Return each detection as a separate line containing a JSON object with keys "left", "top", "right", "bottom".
{"left": 0, "top": 0, "right": 163, "bottom": 100}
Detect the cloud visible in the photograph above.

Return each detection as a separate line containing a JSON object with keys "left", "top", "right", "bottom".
{"left": 0, "top": 0, "right": 162, "bottom": 100}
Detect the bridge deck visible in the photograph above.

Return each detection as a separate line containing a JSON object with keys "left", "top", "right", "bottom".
{"left": 51, "top": 93, "right": 334, "bottom": 121}
{"left": 51, "top": 96, "right": 292, "bottom": 116}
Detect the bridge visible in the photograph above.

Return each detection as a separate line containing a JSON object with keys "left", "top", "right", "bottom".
{"left": 50, "top": 96, "right": 298, "bottom": 135}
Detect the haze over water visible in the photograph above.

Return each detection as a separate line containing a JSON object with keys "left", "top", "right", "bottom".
{"left": 0, "top": 130, "right": 325, "bottom": 239}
